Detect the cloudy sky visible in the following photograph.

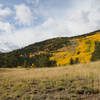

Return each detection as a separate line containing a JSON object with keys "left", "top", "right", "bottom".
{"left": 0, "top": 0, "right": 100, "bottom": 52}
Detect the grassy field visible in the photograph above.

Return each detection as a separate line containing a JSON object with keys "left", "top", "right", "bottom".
{"left": 1, "top": 61, "right": 100, "bottom": 100}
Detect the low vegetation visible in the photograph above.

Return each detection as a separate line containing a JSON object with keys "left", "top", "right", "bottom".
{"left": 1, "top": 61, "right": 100, "bottom": 100}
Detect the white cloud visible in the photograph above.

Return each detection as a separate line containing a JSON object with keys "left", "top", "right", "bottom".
{"left": 3, "top": 18, "right": 69, "bottom": 48}
{"left": 0, "top": 18, "right": 62, "bottom": 51}
{"left": 89, "top": 9, "right": 100, "bottom": 23}
{"left": 40, "top": 18, "right": 70, "bottom": 36}
{"left": 0, "top": 21, "right": 14, "bottom": 33}
{"left": 66, "top": 2, "right": 100, "bottom": 35}
{"left": 14, "top": 4, "right": 34, "bottom": 26}
{"left": 0, "top": 5, "right": 12, "bottom": 18}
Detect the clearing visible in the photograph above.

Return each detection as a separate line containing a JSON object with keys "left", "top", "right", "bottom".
{"left": 0, "top": 61, "right": 100, "bottom": 100}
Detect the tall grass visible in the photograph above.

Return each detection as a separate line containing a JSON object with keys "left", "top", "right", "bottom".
{"left": 0, "top": 61, "right": 100, "bottom": 100}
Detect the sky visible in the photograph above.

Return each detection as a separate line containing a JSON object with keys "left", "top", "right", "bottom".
{"left": 0, "top": 0, "right": 100, "bottom": 52}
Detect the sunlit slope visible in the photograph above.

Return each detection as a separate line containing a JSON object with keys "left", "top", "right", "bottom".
{"left": 50, "top": 32, "right": 100, "bottom": 66}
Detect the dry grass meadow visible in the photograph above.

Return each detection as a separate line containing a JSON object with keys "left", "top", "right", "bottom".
{"left": 1, "top": 61, "right": 100, "bottom": 100}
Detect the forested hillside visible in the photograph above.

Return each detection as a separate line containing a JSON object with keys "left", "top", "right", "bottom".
{"left": 0, "top": 30, "right": 100, "bottom": 68}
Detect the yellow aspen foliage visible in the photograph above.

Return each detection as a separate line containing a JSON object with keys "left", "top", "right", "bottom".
{"left": 29, "top": 53, "right": 35, "bottom": 58}
{"left": 50, "top": 33, "right": 100, "bottom": 66}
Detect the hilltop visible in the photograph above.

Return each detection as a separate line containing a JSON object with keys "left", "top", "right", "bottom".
{"left": 0, "top": 30, "right": 100, "bottom": 68}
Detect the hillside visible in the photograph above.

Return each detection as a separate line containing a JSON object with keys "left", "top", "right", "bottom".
{"left": 0, "top": 30, "right": 100, "bottom": 68}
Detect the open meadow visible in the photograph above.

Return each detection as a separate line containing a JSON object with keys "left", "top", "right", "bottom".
{"left": 1, "top": 61, "right": 100, "bottom": 100}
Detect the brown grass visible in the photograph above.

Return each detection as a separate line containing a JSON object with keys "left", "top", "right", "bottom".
{"left": 0, "top": 61, "right": 100, "bottom": 100}
{"left": 0, "top": 61, "right": 100, "bottom": 81}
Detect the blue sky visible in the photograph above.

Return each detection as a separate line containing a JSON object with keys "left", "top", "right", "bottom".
{"left": 0, "top": 0, "right": 100, "bottom": 52}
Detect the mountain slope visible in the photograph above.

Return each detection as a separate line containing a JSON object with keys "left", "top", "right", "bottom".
{"left": 0, "top": 30, "right": 100, "bottom": 68}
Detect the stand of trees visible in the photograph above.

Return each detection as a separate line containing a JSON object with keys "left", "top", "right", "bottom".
{"left": 0, "top": 53, "right": 56, "bottom": 68}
